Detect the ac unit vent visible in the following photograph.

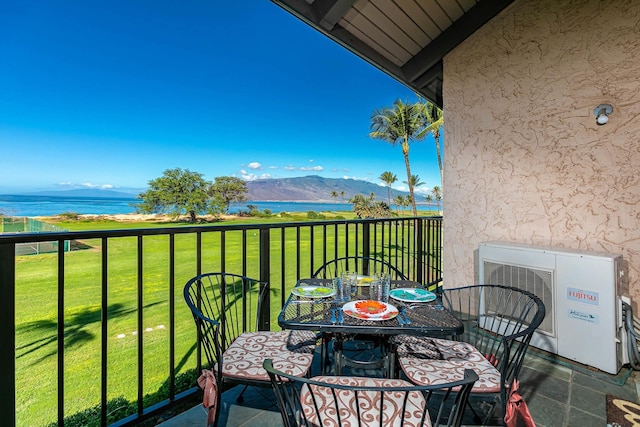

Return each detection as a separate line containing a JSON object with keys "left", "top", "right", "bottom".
{"left": 483, "top": 261, "right": 554, "bottom": 336}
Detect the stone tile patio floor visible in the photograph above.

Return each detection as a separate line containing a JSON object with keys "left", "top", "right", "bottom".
{"left": 158, "top": 347, "right": 640, "bottom": 427}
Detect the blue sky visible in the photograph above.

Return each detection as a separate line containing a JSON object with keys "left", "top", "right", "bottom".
{"left": 0, "top": 1, "right": 441, "bottom": 196}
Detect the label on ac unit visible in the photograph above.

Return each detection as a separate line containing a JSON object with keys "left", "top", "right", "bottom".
{"left": 568, "top": 308, "right": 599, "bottom": 324}
{"left": 567, "top": 287, "right": 599, "bottom": 306}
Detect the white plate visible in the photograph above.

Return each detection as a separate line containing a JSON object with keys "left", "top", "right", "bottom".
{"left": 389, "top": 288, "right": 436, "bottom": 303}
{"left": 342, "top": 300, "right": 399, "bottom": 321}
{"left": 291, "top": 286, "right": 335, "bottom": 298}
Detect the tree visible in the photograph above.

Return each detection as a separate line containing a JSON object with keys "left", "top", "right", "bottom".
{"left": 393, "top": 195, "right": 405, "bottom": 215}
{"left": 209, "top": 176, "right": 248, "bottom": 214}
{"left": 403, "top": 174, "right": 425, "bottom": 192}
{"left": 418, "top": 98, "right": 444, "bottom": 189}
{"left": 330, "top": 191, "right": 339, "bottom": 203}
{"left": 425, "top": 194, "right": 433, "bottom": 212}
{"left": 431, "top": 185, "right": 442, "bottom": 214}
{"left": 349, "top": 193, "right": 391, "bottom": 218}
{"left": 379, "top": 171, "right": 397, "bottom": 207}
{"left": 136, "top": 168, "right": 211, "bottom": 223}
{"left": 369, "top": 99, "right": 426, "bottom": 216}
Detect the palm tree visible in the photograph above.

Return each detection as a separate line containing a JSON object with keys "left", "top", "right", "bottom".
{"left": 393, "top": 195, "right": 405, "bottom": 215}
{"left": 330, "top": 191, "right": 339, "bottom": 204}
{"left": 379, "top": 171, "right": 397, "bottom": 208}
{"left": 425, "top": 194, "right": 433, "bottom": 212}
{"left": 403, "top": 174, "right": 425, "bottom": 191}
{"left": 418, "top": 98, "right": 444, "bottom": 189}
{"left": 369, "top": 99, "right": 427, "bottom": 216}
{"left": 431, "top": 185, "right": 442, "bottom": 214}
{"left": 340, "top": 191, "right": 346, "bottom": 203}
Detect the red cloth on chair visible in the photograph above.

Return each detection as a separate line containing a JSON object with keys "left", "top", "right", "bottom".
{"left": 197, "top": 369, "right": 218, "bottom": 426}
{"left": 504, "top": 379, "right": 535, "bottom": 427}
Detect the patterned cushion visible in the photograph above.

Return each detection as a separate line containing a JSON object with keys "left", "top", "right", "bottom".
{"left": 397, "top": 337, "right": 501, "bottom": 393}
{"left": 222, "top": 330, "right": 316, "bottom": 381}
{"left": 300, "top": 376, "right": 430, "bottom": 427}
{"left": 391, "top": 335, "right": 442, "bottom": 360}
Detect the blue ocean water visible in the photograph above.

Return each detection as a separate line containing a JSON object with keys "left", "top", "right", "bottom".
{"left": 0, "top": 194, "right": 359, "bottom": 217}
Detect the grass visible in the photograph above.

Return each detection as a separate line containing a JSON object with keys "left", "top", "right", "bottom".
{"left": 14, "top": 210, "right": 440, "bottom": 426}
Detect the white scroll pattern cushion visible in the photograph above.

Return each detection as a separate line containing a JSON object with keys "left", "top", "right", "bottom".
{"left": 398, "top": 337, "right": 501, "bottom": 393}
{"left": 221, "top": 330, "right": 316, "bottom": 381}
{"left": 300, "top": 376, "right": 430, "bottom": 427}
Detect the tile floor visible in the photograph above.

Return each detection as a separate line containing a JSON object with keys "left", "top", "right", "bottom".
{"left": 157, "top": 347, "right": 640, "bottom": 427}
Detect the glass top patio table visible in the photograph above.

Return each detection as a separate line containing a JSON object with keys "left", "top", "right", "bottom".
{"left": 278, "top": 278, "right": 463, "bottom": 337}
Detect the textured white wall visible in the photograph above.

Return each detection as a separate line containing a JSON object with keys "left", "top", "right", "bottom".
{"left": 443, "top": 0, "right": 640, "bottom": 301}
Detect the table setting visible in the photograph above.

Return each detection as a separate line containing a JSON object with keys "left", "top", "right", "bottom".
{"left": 281, "top": 274, "right": 449, "bottom": 333}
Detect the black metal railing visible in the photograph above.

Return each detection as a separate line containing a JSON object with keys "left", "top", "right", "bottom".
{"left": 0, "top": 216, "right": 442, "bottom": 426}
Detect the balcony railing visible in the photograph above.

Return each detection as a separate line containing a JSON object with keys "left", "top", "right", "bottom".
{"left": 0, "top": 215, "right": 442, "bottom": 426}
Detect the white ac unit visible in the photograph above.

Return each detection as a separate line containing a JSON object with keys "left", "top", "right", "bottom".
{"left": 478, "top": 241, "right": 626, "bottom": 374}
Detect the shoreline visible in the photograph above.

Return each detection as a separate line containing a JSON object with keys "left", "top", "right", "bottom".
{"left": 33, "top": 213, "right": 243, "bottom": 222}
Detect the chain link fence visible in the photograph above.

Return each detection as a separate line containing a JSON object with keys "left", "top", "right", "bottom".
{"left": 1, "top": 217, "right": 70, "bottom": 255}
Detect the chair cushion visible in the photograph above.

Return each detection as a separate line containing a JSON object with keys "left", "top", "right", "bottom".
{"left": 396, "top": 336, "right": 501, "bottom": 393}
{"left": 222, "top": 330, "right": 316, "bottom": 381}
{"left": 300, "top": 376, "right": 430, "bottom": 427}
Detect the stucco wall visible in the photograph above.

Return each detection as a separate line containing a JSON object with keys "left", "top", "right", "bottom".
{"left": 443, "top": 0, "right": 640, "bottom": 302}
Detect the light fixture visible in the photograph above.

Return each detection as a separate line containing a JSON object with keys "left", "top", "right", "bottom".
{"left": 594, "top": 104, "right": 613, "bottom": 125}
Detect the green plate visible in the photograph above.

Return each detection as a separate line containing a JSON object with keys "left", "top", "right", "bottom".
{"left": 292, "top": 286, "right": 335, "bottom": 298}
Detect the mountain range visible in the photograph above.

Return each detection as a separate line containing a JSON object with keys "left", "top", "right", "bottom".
{"left": 25, "top": 176, "right": 412, "bottom": 202}
{"left": 245, "top": 175, "right": 409, "bottom": 202}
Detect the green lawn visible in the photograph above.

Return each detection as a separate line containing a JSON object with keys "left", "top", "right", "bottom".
{"left": 14, "top": 211, "right": 439, "bottom": 426}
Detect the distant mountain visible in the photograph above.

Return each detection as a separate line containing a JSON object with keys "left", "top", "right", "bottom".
{"left": 28, "top": 189, "right": 139, "bottom": 199}
{"left": 246, "top": 176, "right": 409, "bottom": 202}
{"left": 23, "top": 176, "right": 411, "bottom": 202}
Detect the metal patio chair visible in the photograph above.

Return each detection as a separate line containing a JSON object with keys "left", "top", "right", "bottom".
{"left": 264, "top": 358, "right": 478, "bottom": 427}
{"left": 312, "top": 256, "right": 409, "bottom": 375}
{"left": 184, "top": 272, "right": 318, "bottom": 426}
{"left": 391, "top": 284, "right": 545, "bottom": 425}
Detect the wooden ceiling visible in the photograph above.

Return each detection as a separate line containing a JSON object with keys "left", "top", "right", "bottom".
{"left": 271, "top": 0, "right": 515, "bottom": 107}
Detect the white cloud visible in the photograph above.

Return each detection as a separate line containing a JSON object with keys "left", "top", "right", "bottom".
{"left": 248, "top": 162, "right": 262, "bottom": 170}
{"left": 284, "top": 165, "right": 296, "bottom": 171}
{"left": 299, "top": 165, "right": 324, "bottom": 172}
{"left": 240, "top": 170, "right": 271, "bottom": 181}
{"left": 81, "top": 182, "right": 115, "bottom": 189}
{"left": 268, "top": 165, "right": 278, "bottom": 169}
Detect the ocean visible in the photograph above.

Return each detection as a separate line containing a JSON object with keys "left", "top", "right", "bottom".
{"left": 0, "top": 194, "right": 361, "bottom": 217}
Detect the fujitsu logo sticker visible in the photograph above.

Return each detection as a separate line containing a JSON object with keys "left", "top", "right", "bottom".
{"left": 567, "top": 287, "right": 599, "bottom": 306}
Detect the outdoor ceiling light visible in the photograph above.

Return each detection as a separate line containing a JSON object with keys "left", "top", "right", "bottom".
{"left": 594, "top": 103, "right": 613, "bottom": 125}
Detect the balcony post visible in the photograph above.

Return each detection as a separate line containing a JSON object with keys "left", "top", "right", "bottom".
{"left": 362, "top": 222, "right": 371, "bottom": 274}
{"left": 0, "top": 242, "right": 16, "bottom": 426}
{"left": 415, "top": 218, "right": 424, "bottom": 284}
{"left": 259, "top": 228, "right": 271, "bottom": 331}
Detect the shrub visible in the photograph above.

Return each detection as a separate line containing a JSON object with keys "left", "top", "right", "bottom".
{"left": 306, "top": 211, "right": 325, "bottom": 219}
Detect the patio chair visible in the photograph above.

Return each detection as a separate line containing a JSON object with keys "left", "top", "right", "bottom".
{"left": 391, "top": 284, "right": 545, "bottom": 426}
{"left": 184, "top": 272, "right": 318, "bottom": 426}
{"left": 312, "top": 255, "right": 408, "bottom": 280}
{"left": 312, "top": 256, "right": 408, "bottom": 375}
{"left": 264, "top": 358, "right": 478, "bottom": 427}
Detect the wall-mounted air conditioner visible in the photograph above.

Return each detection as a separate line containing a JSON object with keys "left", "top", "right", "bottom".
{"left": 478, "top": 241, "right": 626, "bottom": 374}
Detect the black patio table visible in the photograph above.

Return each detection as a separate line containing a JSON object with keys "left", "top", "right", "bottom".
{"left": 278, "top": 278, "right": 464, "bottom": 375}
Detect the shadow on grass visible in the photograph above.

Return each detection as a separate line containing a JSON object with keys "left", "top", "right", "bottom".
{"left": 16, "top": 301, "right": 163, "bottom": 365}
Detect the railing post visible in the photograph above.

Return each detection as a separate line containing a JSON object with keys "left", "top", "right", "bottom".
{"left": 415, "top": 218, "right": 424, "bottom": 284}
{"left": 0, "top": 242, "right": 16, "bottom": 426}
{"left": 259, "top": 228, "right": 271, "bottom": 331}
{"left": 362, "top": 222, "right": 371, "bottom": 274}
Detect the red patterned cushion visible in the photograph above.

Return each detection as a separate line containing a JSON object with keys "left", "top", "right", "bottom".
{"left": 300, "top": 376, "right": 430, "bottom": 427}
{"left": 397, "top": 337, "right": 501, "bottom": 393}
{"left": 222, "top": 330, "right": 316, "bottom": 381}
